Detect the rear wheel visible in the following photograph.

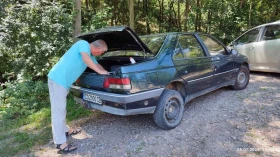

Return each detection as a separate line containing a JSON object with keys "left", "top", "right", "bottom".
{"left": 231, "top": 65, "right": 250, "bottom": 90}
{"left": 153, "top": 89, "right": 184, "bottom": 130}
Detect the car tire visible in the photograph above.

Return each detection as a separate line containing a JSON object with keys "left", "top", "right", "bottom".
{"left": 153, "top": 89, "right": 184, "bottom": 130}
{"left": 231, "top": 65, "right": 250, "bottom": 90}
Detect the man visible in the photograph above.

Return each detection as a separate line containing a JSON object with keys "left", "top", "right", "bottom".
{"left": 48, "top": 39, "right": 108, "bottom": 153}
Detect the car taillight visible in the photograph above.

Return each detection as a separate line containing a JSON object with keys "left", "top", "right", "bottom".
{"left": 103, "top": 77, "right": 131, "bottom": 89}
{"left": 76, "top": 78, "right": 80, "bottom": 84}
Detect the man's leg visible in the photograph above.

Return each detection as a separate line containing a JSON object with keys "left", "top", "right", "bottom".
{"left": 48, "top": 78, "right": 69, "bottom": 144}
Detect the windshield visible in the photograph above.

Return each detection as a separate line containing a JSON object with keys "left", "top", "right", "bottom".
{"left": 101, "top": 34, "right": 166, "bottom": 57}
{"left": 140, "top": 35, "right": 166, "bottom": 54}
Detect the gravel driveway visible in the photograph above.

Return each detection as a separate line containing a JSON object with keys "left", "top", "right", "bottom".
{"left": 34, "top": 72, "right": 280, "bottom": 157}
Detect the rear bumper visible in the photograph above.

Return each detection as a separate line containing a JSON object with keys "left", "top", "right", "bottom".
{"left": 70, "top": 85, "right": 164, "bottom": 115}
{"left": 73, "top": 96, "right": 157, "bottom": 116}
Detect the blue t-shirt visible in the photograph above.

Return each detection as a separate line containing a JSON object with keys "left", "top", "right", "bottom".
{"left": 48, "top": 40, "right": 98, "bottom": 89}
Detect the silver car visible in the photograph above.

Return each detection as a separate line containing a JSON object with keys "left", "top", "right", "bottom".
{"left": 231, "top": 21, "right": 280, "bottom": 73}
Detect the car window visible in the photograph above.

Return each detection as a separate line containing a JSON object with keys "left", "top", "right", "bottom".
{"left": 102, "top": 35, "right": 166, "bottom": 57}
{"left": 235, "top": 28, "right": 261, "bottom": 45}
{"left": 102, "top": 50, "right": 150, "bottom": 57}
{"left": 173, "top": 34, "right": 204, "bottom": 59}
{"left": 199, "top": 35, "right": 227, "bottom": 56}
{"left": 261, "top": 25, "right": 280, "bottom": 41}
{"left": 139, "top": 35, "right": 166, "bottom": 54}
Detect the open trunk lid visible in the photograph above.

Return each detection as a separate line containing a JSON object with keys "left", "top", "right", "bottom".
{"left": 76, "top": 26, "right": 152, "bottom": 56}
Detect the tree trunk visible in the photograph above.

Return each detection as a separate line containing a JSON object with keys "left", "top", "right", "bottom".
{"left": 198, "top": 5, "right": 202, "bottom": 32}
{"left": 172, "top": 3, "right": 178, "bottom": 30}
{"left": 85, "top": 0, "right": 88, "bottom": 9}
{"left": 73, "top": 0, "right": 81, "bottom": 38}
{"left": 195, "top": 0, "right": 200, "bottom": 32}
{"left": 177, "top": 0, "right": 181, "bottom": 31}
{"left": 129, "top": 0, "right": 134, "bottom": 30}
{"left": 240, "top": 0, "right": 245, "bottom": 8}
{"left": 206, "top": 10, "right": 212, "bottom": 33}
{"left": 248, "top": 0, "right": 252, "bottom": 29}
{"left": 183, "top": 0, "right": 190, "bottom": 31}
{"left": 168, "top": 1, "right": 174, "bottom": 32}
{"left": 144, "top": 0, "right": 151, "bottom": 34}
{"left": 157, "top": 0, "right": 164, "bottom": 33}
{"left": 122, "top": 0, "right": 126, "bottom": 25}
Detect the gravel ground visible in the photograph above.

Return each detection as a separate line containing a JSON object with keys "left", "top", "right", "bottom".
{"left": 33, "top": 72, "right": 280, "bottom": 157}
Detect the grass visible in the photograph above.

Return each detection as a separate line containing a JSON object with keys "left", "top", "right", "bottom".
{"left": 259, "top": 87, "right": 269, "bottom": 91}
{"left": 135, "top": 141, "right": 146, "bottom": 153}
{"left": 0, "top": 95, "right": 92, "bottom": 157}
{"left": 236, "top": 93, "right": 248, "bottom": 100}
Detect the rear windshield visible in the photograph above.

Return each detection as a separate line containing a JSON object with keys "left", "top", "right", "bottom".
{"left": 140, "top": 35, "right": 166, "bottom": 54}
{"left": 102, "top": 35, "right": 166, "bottom": 57}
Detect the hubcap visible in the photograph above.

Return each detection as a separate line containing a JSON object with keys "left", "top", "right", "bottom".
{"left": 237, "top": 71, "right": 246, "bottom": 86}
{"left": 165, "top": 99, "right": 179, "bottom": 121}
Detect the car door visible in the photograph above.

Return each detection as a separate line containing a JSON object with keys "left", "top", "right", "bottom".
{"left": 233, "top": 27, "right": 261, "bottom": 69}
{"left": 254, "top": 24, "right": 280, "bottom": 72}
{"left": 199, "top": 34, "right": 235, "bottom": 86}
{"left": 172, "top": 34, "right": 213, "bottom": 95}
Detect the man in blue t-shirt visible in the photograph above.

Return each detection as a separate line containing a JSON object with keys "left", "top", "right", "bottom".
{"left": 48, "top": 39, "right": 108, "bottom": 153}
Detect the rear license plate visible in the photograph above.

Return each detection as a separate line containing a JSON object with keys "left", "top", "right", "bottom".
{"left": 83, "top": 93, "right": 102, "bottom": 105}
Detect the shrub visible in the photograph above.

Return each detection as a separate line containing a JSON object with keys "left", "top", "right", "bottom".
{"left": 0, "top": 1, "right": 74, "bottom": 81}
{"left": 0, "top": 81, "right": 49, "bottom": 119}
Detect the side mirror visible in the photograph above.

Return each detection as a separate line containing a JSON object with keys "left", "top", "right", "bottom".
{"left": 231, "top": 49, "right": 238, "bottom": 55}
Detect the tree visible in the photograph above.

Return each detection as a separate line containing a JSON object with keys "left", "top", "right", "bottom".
{"left": 143, "top": 0, "right": 151, "bottom": 34}
{"left": 183, "top": 0, "right": 191, "bottom": 31}
{"left": 157, "top": 0, "right": 164, "bottom": 33}
{"left": 129, "top": 0, "right": 134, "bottom": 30}
{"left": 74, "top": 0, "right": 81, "bottom": 37}
{"left": 0, "top": 1, "right": 74, "bottom": 81}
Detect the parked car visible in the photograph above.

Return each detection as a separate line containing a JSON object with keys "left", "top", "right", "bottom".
{"left": 70, "top": 26, "right": 250, "bottom": 130}
{"left": 230, "top": 21, "right": 280, "bottom": 73}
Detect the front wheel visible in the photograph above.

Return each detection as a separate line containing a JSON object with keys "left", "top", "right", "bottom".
{"left": 231, "top": 65, "right": 250, "bottom": 90}
{"left": 153, "top": 89, "right": 184, "bottom": 130}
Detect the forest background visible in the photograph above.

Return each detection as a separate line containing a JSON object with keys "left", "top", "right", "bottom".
{"left": 0, "top": 0, "right": 279, "bottom": 156}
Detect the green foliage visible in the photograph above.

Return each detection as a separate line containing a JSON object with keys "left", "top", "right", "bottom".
{"left": 66, "top": 96, "right": 92, "bottom": 121}
{"left": 0, "top": 0, "right": 12, "bottom": 20}
{"left": 0, "top": 81, "right": 49, "bottom": 119}
{"left": 0, "top": 81, "right": 92, "bottom": 156}
{"left": 82, "top": 4, "right": 112, "bottom": 32}
{"left": 0, "top": 1, "right": 74, "bottom": 81}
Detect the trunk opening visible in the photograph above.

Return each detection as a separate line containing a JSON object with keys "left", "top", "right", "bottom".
{"left": 84, "top": 56, "right": 153, "bottom": 73}
{"left": 76, "top": 56, "right": 152, "bottom": 92}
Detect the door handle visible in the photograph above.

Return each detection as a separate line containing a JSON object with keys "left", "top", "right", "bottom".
{"left": 211, "top": 56, "right": 221, "bottom": 61}
{"left": 182, "top": 70, "right": 188, "bottom": 74}
{"left": 249, "top": 46, "right": 254, "bottom": 50}
{"left": 212, "top": 65, "right": 218, "bottom": 71}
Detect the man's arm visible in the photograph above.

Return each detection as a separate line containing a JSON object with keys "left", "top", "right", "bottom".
{"left": 97, "top": 64, "right": 106, "bottom": 72}
{"left": 81, "top": 52, "right": 108, "bottom": 74}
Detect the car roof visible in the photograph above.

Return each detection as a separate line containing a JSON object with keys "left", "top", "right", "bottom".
{"left": 139, "top": 32, "right": 201, "bottom": 36}
{"left": 233, "top": 21, "right": 280, "bottom": 42}
{"left": 254, "top": 21, "right": 280, "bottom": 28}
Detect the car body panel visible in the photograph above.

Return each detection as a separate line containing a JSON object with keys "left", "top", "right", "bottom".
{"left": 173, "top": 57, "right": 214, "bottom": 95}
{"left": 234, "top": 42, "right": 256, "bottom": 64}
{"left": 254, "top": 39, "right": 280, "bottom": 72}
{"left": 197, "top": 34, "right": 238, "bottom": 86}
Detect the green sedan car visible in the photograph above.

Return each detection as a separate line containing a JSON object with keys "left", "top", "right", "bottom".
{"left": 71, "top": 26, "right": 250, "bottom": 130}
